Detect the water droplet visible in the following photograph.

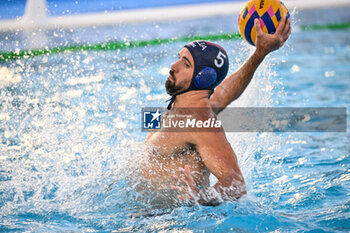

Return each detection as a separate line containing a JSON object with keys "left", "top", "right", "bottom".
{"left": 158, "top": 67, "right": 169, "bottom": 76}
{"left": 324, "top": 71, "right": 335, "bottom": 78}
{"left": 290, "top": 64, "right": 300, "bottom": 73}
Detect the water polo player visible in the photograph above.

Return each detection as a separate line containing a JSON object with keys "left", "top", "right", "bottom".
{"left": 142, "top": 17, "right": 291, "bottom": 206}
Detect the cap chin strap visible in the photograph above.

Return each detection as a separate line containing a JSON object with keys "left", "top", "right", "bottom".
{"left": 166, "top": 89, "right": 190, "bottom": 110}
{"left": 166, "top": 89, "right": 214, "bottom": 110}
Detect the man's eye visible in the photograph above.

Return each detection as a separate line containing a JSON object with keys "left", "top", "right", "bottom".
{"left": 185, "top": 63, "right": 190, "bottom": 68}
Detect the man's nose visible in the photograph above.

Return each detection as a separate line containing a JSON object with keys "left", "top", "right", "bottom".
{"left": 170, "top": 63, "right": 176, "bottom": 72}
{"left": 170, "top": 60, "right": 180, "bottom": 72}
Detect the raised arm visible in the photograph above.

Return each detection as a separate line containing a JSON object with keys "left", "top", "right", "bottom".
{"left": 210, "top": 17, "right": 291, "bottom": 114}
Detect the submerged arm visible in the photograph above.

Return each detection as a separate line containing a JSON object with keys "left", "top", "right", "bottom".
{"left": 172, "top": 131, "right": 246, "bottom": 206}
{"left": 196, "top": 134, "right": 246, "bottom": 204}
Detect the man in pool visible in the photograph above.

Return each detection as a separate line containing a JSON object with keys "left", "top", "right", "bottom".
{"left": 142, "top": 18, "right": 291, "bottom": 206}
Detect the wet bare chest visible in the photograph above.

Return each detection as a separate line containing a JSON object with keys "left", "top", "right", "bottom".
{"left": 143, "top": 131, "right": 209, "bottom": 187}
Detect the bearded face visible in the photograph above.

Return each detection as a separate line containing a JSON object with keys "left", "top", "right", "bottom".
{"left": 165, "top": 70, "right": 184, "bottom": 95}
{"left": 165, "top": 48, "right": 194, "bottom": 96}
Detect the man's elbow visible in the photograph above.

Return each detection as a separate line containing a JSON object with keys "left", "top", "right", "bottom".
{"left": 216, "top": 177, "right": 247, "bottom": 200}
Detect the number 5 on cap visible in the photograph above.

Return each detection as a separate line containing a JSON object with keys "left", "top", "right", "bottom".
{"left": 214, "top": 51, "right": 227, "bottom": 68}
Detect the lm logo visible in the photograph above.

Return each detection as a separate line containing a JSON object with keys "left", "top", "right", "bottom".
{"left": 143, "top": 109, "right": 162, "bottom": 129}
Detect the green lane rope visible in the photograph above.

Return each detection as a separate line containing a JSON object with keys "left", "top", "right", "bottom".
{"left": 1, "top": 21, "right": 349, "bottom": 62}
{"left": 300, "top": 21, "right": 350, "bottom": 31}
{"left": 0, "top": 33, "right": 241, "bottom": 62}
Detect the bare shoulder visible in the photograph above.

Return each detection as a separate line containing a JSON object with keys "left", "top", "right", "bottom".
{"left": 185, "top": 106, "right": 227, "bottom": 144}
{"left": 144, "top": 132, "right": 155, "bottom": 142}
{"left": 190, "top": 129, "right": 229, "bottom": 148}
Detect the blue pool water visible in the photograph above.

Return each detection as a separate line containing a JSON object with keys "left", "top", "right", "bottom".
{"left": 0, "top": 4, "right": 350, "bottom": 233}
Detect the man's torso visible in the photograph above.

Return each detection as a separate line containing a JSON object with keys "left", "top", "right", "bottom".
{"left": 142, "top": 109, "right": 216, "bottom": 190}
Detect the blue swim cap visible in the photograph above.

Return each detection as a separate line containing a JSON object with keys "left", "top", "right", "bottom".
{"left": 166, "top": 41, "right": 229, "bottom": 110}
{"left": 184, "top": 40, "right": 229, "bottom": 91}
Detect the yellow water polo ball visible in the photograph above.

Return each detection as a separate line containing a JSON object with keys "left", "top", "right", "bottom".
{"left": 238, "top": 0, "right": 290, "bottom": 46}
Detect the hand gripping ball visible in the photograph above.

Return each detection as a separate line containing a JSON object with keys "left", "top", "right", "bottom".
{"left": 238, "top": 0, "right": 290, "bottom": 46}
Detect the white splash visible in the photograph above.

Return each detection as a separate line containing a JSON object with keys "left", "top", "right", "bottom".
{"left": 0, "top": 67, "right": 22, "bottom": 88}
{"left": 66, "top": 74, "right": 103, "bottom": 86}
